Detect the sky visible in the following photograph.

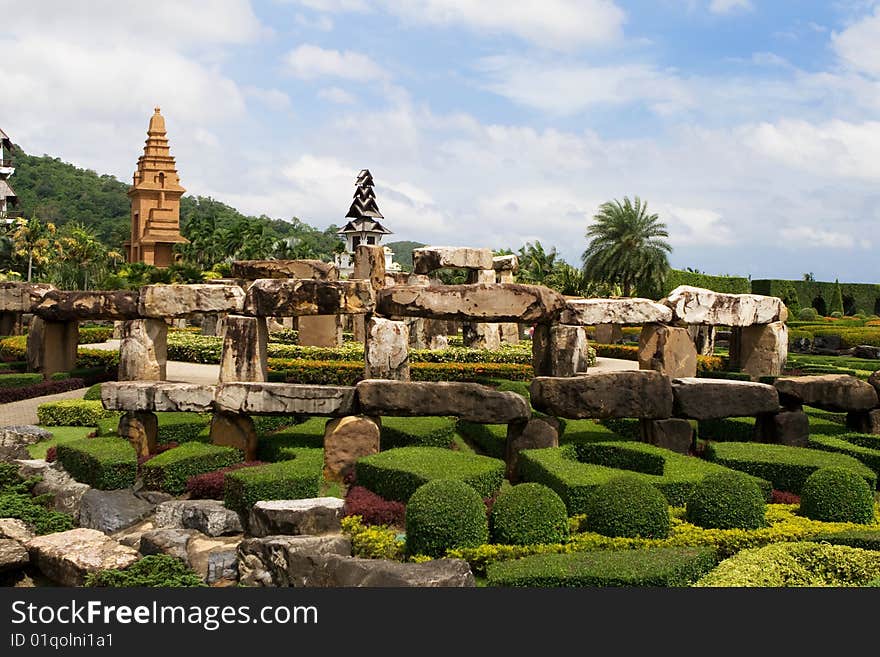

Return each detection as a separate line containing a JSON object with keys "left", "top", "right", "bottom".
{"left": 3, "top": 0, "right": 880, "bottom": 283}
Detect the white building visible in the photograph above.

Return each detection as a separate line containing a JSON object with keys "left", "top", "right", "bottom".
{"left": 0, "top": 128, "right": 18, "bottom": 222}
{"left": 334, "top": 169, "right": 400, "bottom": 276}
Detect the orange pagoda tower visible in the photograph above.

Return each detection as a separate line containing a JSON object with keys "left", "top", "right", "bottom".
{"left": 125, "top": 107, "right": 188, "bottom": 266}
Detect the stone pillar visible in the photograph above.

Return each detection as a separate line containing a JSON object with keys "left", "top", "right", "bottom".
{"left": 365, "top": 317, "right": 410, "bottom": 380}
{"left": 505, "top": 417, "right": 559, "bottom": 482}
{"left": 119, "top": 319, "right": 168, "bottom": 381}
{"left": 463, "top": 269, "right": 501, "bottom": 349}
{"left": 687, "top": 325, "right": 716, "bottom": 356}
{"left": 26, "top": 316, "right": 78, "bottom": 379}
{"left": 638, "top": 323, "right": 697, "bottom": 378}
{"left": 0, "top": 312, "right": 20, "bottom": 336}
{"left": 594, "top": 323, "right": 623, "bottom": 344}
{"left": 298, "top": 315, "right": 343, "bottom": 347}
{"left": 732, "top": 322, "right": 788, "bottom": 381}
{"left": 353, "top": 244, "right": 386, "bottom": 291}
{"left": 532, "top": 323, "right": 590, "bottom": 377}
{"left": 112, "top": 320, "right": 124, "bottom": 339}
{"left": 200, "top": 313, "right": 223, "bottom": 336}
{"left": 754, "top": 408, "right": 808, "bottom": 447}
{"left": 172, "top": 318, "right": 187, "bottom": 330}
{"left": 210, "top": 412, "right": 258, "bottom": 461}
{"left": 640, "top": 418, "right": 693, "bottom": 454}
{"left": 496, "top": 270, "right": 519, "bottom": 344}
{"left": 219, "top": 315, "right": 268, "bottom": 383}
{"left": 118, "top": 411, "right": 158, "bottom": 459}
{"left": 845, "top": 410, "right": 880, "bottom": 435}
{"left": 323, "top": 415, "right": 381, "bottom": 481}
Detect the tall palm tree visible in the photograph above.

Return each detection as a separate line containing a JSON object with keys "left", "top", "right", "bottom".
{"left": 517, "top": 241, "right": 558, "bottom": 285}
{"left": 11, "top": 215, "right": 56, "bottom": 282}
{"left": 581, "top": 197, "right": 671, "bottom": 297}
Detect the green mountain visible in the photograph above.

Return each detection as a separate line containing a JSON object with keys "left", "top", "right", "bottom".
{"left": 386, "top": 240, "right": 426, "bottom": 272}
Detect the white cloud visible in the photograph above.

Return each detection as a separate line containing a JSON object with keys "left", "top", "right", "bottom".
{"left": 318, "top": 87, "right": 357, "bottom": 104}
{"left": 477, "top": 56, "right": 694, "bottom": 115}
{"left": 245, "top": 87, "right": 293, "bottom": 111}
{"left": 283, "top": 44, "right": 387, "bottom": 80}
{"left": 282, "top": 0, "right": 626, "bottom": 50}
{"left": 709, "top": 0, "right": 754, "bottom": 14}
{"left": 778, "top": 226, "right": 862, "bottom": 249}
{"left": 832, "top": 7, "right": 880, "bottom": 77}
{"left": 661, "top": 206, "right": 735, "bottom": 246}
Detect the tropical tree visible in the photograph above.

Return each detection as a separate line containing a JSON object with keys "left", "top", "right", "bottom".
{"left": 581, "top": 197, "right": 671, "bottom": 297}
{"left": 54, "top": 222, "right": 107, "bottom": 290}
{"left": 517, "top": 241, "right": 558, "bottom": 285}
{"left": 10, "top": 215, "right": 56, "bottom": 282}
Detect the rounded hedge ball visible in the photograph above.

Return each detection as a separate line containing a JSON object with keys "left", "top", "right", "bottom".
{"left": 405, "top": 479, "right": 489, "bottom": 558}
{"left": 686, "top": 471, "right": 767, "bottom": 530}
{"left": 490, "top": 483, "right": 569, "bottom": 546}
{"left": 800, "top": 467, "right": 874, "bottom": 524}
{"left": 585, "top": 475, "right": 670, "bottom": 539}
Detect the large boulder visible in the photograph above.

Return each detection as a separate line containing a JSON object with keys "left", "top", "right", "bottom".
{"left": 492, "top": 254, "right": 519, "bottom": 272}
{"left": 754, "top": 410, "right": 810, "bottom": 447}
{"left": 0, "top": 539, "right": 29, "bottom": 573}
{"left": 0, "top": 282, "right": 54, "bottom": 312}
{"left": 412, "top": 247, "right": 494, "bottom": 274}
{"left": 209, "top": 412, "right": 258, "bottom": 462}
{"left": 78, "top": 489, "right": 156, "bottom": 534}
{"left": 530, "top": 371, "right": 674, "bottom": 419}
{"left": 0, "top": 519, "right": 35, "bottom": 543}
{"left": 102, "top": 382, "right": 216, "bottom": 413}
{"left": 505, "top": 418, "right": 559, "bottom": 482}
{"left": 0, "top": 425, "right": 51, "bottom": 461}
{"left": 639, "top": 418, "right": 693, "bottom": 454}
{"left": 671, "top": 378, "right": 780, "bottom": 420}
{"left": 218, "top": 316, "right": 268, "bottom": 383}
{"left": 638, "top": 324, "right": 697, "bottom": 378}
{"left": 376, "top": 284, "right": 565, "bottom": 322}
{"left": 364, "top": 318, "right": 410, "bottom": 380}
{"left": 356, "top": 380, "right": 531, "bottom": 423}
{"left": 154, "top": 500, "right": 243, "bottom": 537}
{"left": 248, "top": 498, "right": 346, "bottom": 537}
{"left": 243, "top": 279, "right": 374, "bottom": 317}
{"left": 353, "top": 245, "right": 387, "bottom": 291}
{"left": 26, "top": 528, "right": 139, "bottom": 586}
{"left": 731, "top": 322, "right": 788, "bottom": 381}
{"left": 665, "top": 285, "right": 787, "bottom": 326}
{"left": 532, "top": 324, "right": 589, "bottom": 377}
{"left": 561, "top": 298, "right": 672, "bottom": 326}
{"left": 232, "top": 259, "right": 338, "bottom": 281}
{"left": 140, "top": 529, "right": 240, "bottom": 584}
{"left": 32, "top": 290, "right": 140, "bottom": 320}
{"left": 775, "top": 375, "right": 879, "bottom": 412}
{"left": 237, "top": 535, "right": 352, "bottom": 587}
{"left": 139, "top": 528, "right": 198, "bottom": 563}
{"left": 118, "top": 318, "right": 167, "bottom": 381}
{"left": 323, "top": 416, "right": 381, "bottom": 481}
{"left": 323, "top": 556, "right": 475, "bottom": 587}
{"left": 30, "top": 464, "right": 90, "bottom": 518}
{"left": 215, "top": 383, "right": 357, "bottom": 416}
{"left": 139, "top": 284, "right": 245, "bottom": 318}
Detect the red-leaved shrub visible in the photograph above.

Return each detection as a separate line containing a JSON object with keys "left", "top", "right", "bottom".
{"left": 185, "top": 461, "right": 264, "bottom": 499}
{"left": 771, "top": 489, "right": 801, "bottom": 505}
{"left": 0, "top": 377, "right": 86, "bottom": 403}
{"left": 343, "top": 486, "right": 406, "bottom": 526}
{"left": 45, "top": 446, "right": 57, "bottom": 463}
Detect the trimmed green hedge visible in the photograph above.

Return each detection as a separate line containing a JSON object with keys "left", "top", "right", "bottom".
{"left": 518, "top": 442, "right": 771, "bottom": 514}
{"left": 381, "top": 416, "right": 456, "bottom": 450}
{"left": 269, "top": 359, "right": 534, "bottom": 385}
{"left": 685, "top": 471, "right": 766, "bottom": 530}
{"left": 37, "top": 400, "right": 118, "bottom": 427}
{"left": 584, "top": 475, "right": 671, "bottom": 539}
{"left": 561, "top": 419, "right": 622, "bottom": 445}
{"left": 487, "top": 546, "right": 718, "bottom": 587}
{"left": 98, "top": 412, "right": 212, "bottom": 445}
{"left": 0, "top": 372, "right": 42, "bottom": 388}
{"left": 490, "top": 483, "right": 569, "bottom": 546}
{"left": 809, "top": 433, "right": 880, "bottom": 477}
{"left": 812, "top": 529, "right": 880, "bottom": 550}
{"left": 663, "top": 270, "right": 751, "bottom": 295}
{"left": 405, "top": 479, "right": 489, "bottom": 558}
{"left": 142, "top": 442, "right": 242, "bottom": 494}
{"left": 456, "top": 421, "right": 506, "bottom": 459}
{"left": 800, "top": 467, "right": 875, "bottom": 524}
{"left": 224, "top": 449, "right": 324, "bottom": 514}
{"left": 695, "top": 541, "right": 880, "bottom": 587}
{"left": 698, "top": 417, "right": 755, "bottom": 442}
{"left": 78, "top": 326, "right": 113, "bottom": 344}
{"left": 752, "top": 278, "right": 880, "bottom": 318}
{"left": 355, "top": 447, "right": 505, "bottom": 502}
{"left": 704, "top": 442, "right": 877, "bottom": 493}
{"left": 56, "top": 437, "right": 138, "bottom": 490}
{"left": 256, "top": 418, "right": 327, "bottom": 461}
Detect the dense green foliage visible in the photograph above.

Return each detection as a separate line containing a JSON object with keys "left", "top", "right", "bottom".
{"left": 685, "top": 471, "right": 767, "bottom": 530}
{"left": 487, "top": 546, "right": 717, "bottom": 587}
{"left": 85, "top": 555, "right": 204, "bottom": 587}
{"left": 0, "top": 373, "right": 42, "bottom": 388}
{"left": 355, "top": 447, "right": 505, "bottom": 502}
{"left": 490, "top": 483, "right": 569, "bottom": 546}
{"left": 385, "top": 241, "right": 425, "bottom": 272}
{"left": 380, "top": 416, "right": 456, "bottom": 450}
{"left": 752, "top": 278, "right": 880, "bottom": 317}
{"left": 799, "top": 467, "right": 875, "bottom": 524}
{"left": 456, "top": 421, "right": 507, "bottom": 458}
{"left": 224, "top": 451, "right": 324, "bottom": 514}
{"left": 142, "top": 442, "right": 242, "bottom": 494}
{"left": 0, "top": 463, "right": 75, "bottom": 534}
{"left": 662, "top": 269, "right": 751, "bottom": 295}
{"left": 584, "top": 475, "right": 671, "bottom": 539}
{"left": 811, "top": 528, "right": 880, "bottom": 550}
{"left": 695, "top": 542, "right": 880, "bottom": 587}
{"left": 56, "top": 437, "right": 138, "bottom": 489}
{"left": 256, "top": 418, "right": 326, "bottom": 460}
{"left": 404, "top": 479, "right": 489, "bottom": 558}
{"left": 518, "top": 442, "right": 770, "bottom": 513}
{"left": 36, "top": 400, "right": 117, "bottom": 426}
{"left": 705, "top": 442, "right": 877, "bottom": 493}
{"left": 808, "top": 433, "right": 880, "bottom": 477}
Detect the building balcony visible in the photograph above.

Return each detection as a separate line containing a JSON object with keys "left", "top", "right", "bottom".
{"left": 0, "top": 211, "right": 23, "bottom": 223}
{"left": 0, "top": 160, "right": 13, "bottom": 168}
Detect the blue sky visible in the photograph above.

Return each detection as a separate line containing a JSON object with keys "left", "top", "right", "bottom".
{"left": 4, "top": 0, "right": 880, "bottom": 282}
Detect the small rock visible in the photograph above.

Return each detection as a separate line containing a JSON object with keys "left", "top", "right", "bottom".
{"left": 248, "top": 498, "right": 346, "bottom": 537}
{"left": 26, "top": 528, "right": 139, "bottom": 586}
{"left": 31, "top": 464, "right": 90, "bottom": 519}
{"left": 237, "top": 535, "right": 352, "bottom": 587}
{"left": 140, "top": 528, "right": 198, "bottom": 562}
{"left": 0, "top": 539, "right": 29, "bottom": 573}
{"left": 0, "top": 426, "right": 51, "bottom": 461}
{"left": 78, "top": 489, "right": 155, "bottom": 534}
{"left": 154, "top": 500, "right": 243, "bottom": 537}
{"left": 0, "top": 519, "right": 35, "bottom": 543}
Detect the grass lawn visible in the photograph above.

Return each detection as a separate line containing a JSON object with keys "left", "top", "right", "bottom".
{"left": 28, "top": 425, "right": 94, "bottom": 459}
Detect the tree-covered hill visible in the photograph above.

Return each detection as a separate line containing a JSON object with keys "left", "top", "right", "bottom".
{"left": 385, "top": 240, "right": 426, "bottom": 272}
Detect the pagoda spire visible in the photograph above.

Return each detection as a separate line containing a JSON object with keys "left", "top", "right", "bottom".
{"left": 346, "top": 168, "right": 384, "bottom": 219}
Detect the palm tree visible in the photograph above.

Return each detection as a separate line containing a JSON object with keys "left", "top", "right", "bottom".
{"left": 581, "top": 197, "right": 671, "bottom": 297}
{"left": 517, "top": 241, "right": 558, "bottom": 285}
{"left": 11, "top": 215, "right": 56, "bottom": 282}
